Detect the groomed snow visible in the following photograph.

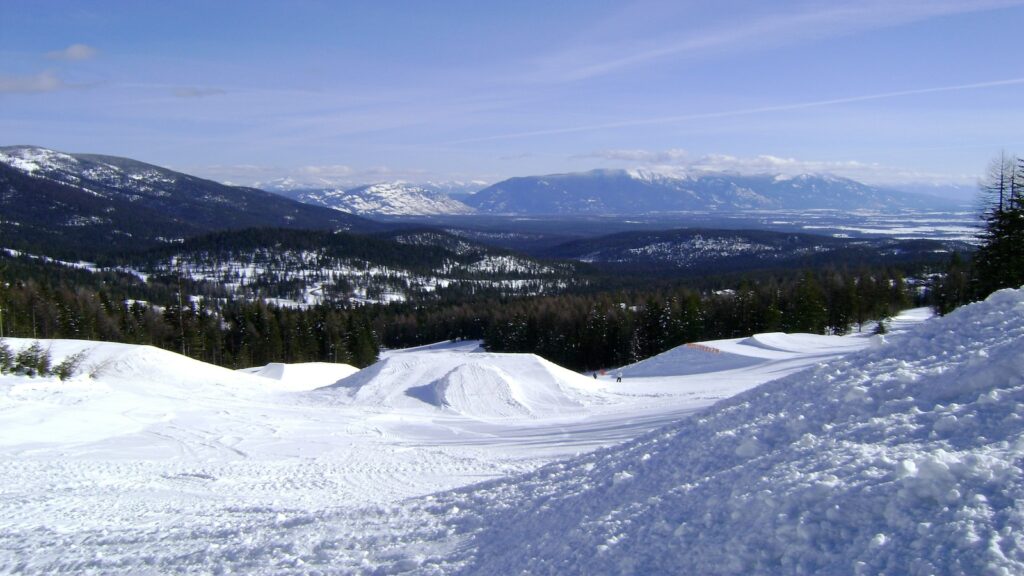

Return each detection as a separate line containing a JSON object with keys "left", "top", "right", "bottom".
{"left": 5, "top": 295, "right": 1018, "bottom": 574}
{"left": 240, "top": 361, "right": 360, "bottom": 391}
{"left": 320, "top": 351, "right": 604, "bottom": 420}
{"left": 429, "top": 289, "right": 1024, "bottom": 574}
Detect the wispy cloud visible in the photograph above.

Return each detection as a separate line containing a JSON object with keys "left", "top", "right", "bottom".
{"left": 452, "top": 77, "right": 1024, "bottom": 144}
{"left": 173, "top": 87, "right": 227, "bottom": 98}
{"left": 534, "top": 0, "right": 1024, "bottom": 82}
{"left": 46, "top": 43, "right": 98, "bottom": 61}
{"left": 577, "top": 148, "right": 690, "bottom": 163}
{"left": 581, "top": 150, "right": 980, "bottom": 186}
{"left": 190, "top": 162, "right": 444, "bottom": 189}
{"left": 0, "top": 71, "right": 66, "bottom": 94}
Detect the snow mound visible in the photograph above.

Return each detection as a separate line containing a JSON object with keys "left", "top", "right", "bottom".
{"left": 2, "top": 338, "right": 257, "bottom": 393}
{"left": 320, "top": 351, "right": 603, "bottom": 419}
{"left": 240, "top": 362, "right": 359, "bottom": 391}
{"left": 438, "top": 288, "right": 1024, "bottom": 574}
{"left": 0, "top": 339, "right": 263, "bottom": 446}
{"left": 621, "top": 342, "right": 765, "bottom": 377}
{"left": 379, "top": 339, "right": 484, "bottom": 358}
{"left": 739, "top": 331, "right": 865, "bottom": 354}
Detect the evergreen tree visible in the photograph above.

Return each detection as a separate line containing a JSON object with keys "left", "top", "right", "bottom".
{"left": 788, "top": 271, "right": 828, "bottom": 334}
{"left": 973, "top": 154, "right": 1024, "bottom": 298}
{"left": 931, "top": 253, "right": 971, "bottom": 315}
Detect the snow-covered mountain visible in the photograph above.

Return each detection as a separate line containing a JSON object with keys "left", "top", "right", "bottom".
{"left": 466, "top": 169, "right": 953, "bottom": 215}
{"left": 0, "top": 145, "right": 380, "bottom": 254}
{"left": 286, "top": 181, "right": 476, "bottom": 216}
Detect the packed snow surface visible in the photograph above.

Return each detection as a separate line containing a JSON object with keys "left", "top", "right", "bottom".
{"left": 240, "top": 361, "right": 359, "bottom": 391}
{"left": 4, "top": 294, "right": 1020, "bottom": 574}
{"left": 321, "top": 351, "right": 604, "bottom": 419}
{"left": 436, "top": 289, "right": 1024, "bottom": 574}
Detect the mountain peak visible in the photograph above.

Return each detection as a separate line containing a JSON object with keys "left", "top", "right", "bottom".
{"left": 283, "top": 180, "right": 476, "bottom": 216}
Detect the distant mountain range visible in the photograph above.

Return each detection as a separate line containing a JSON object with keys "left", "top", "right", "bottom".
{"left": 0, "top": 145, "right": 381, "bottom": 256}
{"left": 269, "top": 169, "right": 958, "bottom": 217}
{"left": 464, "top": 169, "right": 956, "bottom": 215}
{"left": 0, "top": 145, "right": 965, "bottom": 262}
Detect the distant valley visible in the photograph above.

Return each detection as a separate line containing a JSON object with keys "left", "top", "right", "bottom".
{"left": 0, "top": 145, "right": 975, "bottom": 307}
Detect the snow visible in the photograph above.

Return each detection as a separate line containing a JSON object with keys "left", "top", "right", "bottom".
{"left": 1, "top": 292, "right": 1021, "bottom": 574}
{"left": 239, "top": 361, "right": 359, "bottom": 391}
{"left": 297, "top": 182, "right": 476, "bottom": 216}
{"left": 320, "top": 351, "right": 604, "bottom": 420}
{"left": 436, "top": 289, "right": 1024, "bottom": 574}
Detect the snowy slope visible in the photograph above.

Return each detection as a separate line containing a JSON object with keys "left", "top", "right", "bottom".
{"left": 292, "top": 181, "right": 476, "bottom": 215}
{"left": 239, "top": 361, "right": 359, "bottom": 391}
{"left": 0, "top": 145, "right": 377, "bottom": 254}
{"left": 0, "top": 301, "right": 967, "bottom": 574}
{"left": 433, "top": 288, "right": 1024, "bottom": 574}
{"left": 320, "top": 351, "right": 605, "bottom": 419}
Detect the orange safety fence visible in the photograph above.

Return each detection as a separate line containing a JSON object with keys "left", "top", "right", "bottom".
{"left": 685, "top": 343, "right": 721, "bottom": 354}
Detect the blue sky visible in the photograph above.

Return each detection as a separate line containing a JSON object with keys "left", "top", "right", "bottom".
{"left": 2, "top": 0, "right": 1023, "bottom": 191}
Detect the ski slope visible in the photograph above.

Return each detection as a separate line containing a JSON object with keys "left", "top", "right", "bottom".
{"left": 3, "top": 297, "right": 1018, "bottom": 574}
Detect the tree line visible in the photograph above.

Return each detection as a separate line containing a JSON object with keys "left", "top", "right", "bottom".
{"left": 1, "top": 255, "right": 919, "bottom": 373}
{"left": 369, "top": 267, "right": 915, "bottom": 371}
{"left": 931, "top": 153, "right": 1024, "bottom": 314}
{"left": 0, "top": 277, "right": 379, "bottom": 369}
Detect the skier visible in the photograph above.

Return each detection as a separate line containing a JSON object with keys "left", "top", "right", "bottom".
{"left": 616, "top": 371, "right": 622, "bottom": 383}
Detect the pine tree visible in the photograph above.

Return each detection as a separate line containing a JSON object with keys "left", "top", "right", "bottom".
{"left": 788, "top": 271, "right": 828, "bottom": 334}
{"left": 973, "top": 154, "right": 1024, "bottom": 298}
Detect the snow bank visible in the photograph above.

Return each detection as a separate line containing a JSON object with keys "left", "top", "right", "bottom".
{"left": 620, "top": 342, "right": 765, "bottom": 377}
{"left": 379, "top": 339, "right": 484, "bottom": 358}
{"left": 440, "top": 289, "right": 1024, "bottom": 574}
{"left": 239, "top": 362, "right": 359, "bottom": 391}
{"left": 738, "top": 331, "right": 865, "bottom": 354}
{"left": 0, "top": 339, "right": 264, "bottom": 446}
{"left": 1, "top": 338, "right": 259, "bottom": 392}
{"left": 320, "top": 351, "right": 604, "bottom": 419}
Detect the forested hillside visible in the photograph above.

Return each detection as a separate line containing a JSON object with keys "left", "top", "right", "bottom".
{"left": 0, "top": 246, "right": 921, "bottom": 371}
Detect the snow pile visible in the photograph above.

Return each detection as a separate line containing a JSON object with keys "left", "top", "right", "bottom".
{"left": 437, "top": 288, "right": 1024, "bottom": 574}
{"left": 738, "top": 331, "right": 866, "bottom": 354}
{"left": 321, "top": 351, "right": 604, "bottom": 419}
{"left": 239, "top": 361, "right": 359, "bottom": 391}
{"left": 0, "top": 339, "right": 263, "bottom": 446}
{"left": 621, "top": 342, "right": 766, "bottom": 377}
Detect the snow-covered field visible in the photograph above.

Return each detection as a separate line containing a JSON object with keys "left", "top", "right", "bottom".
{"left": 1, "top": 295, "right": 1021, "bottom": 574}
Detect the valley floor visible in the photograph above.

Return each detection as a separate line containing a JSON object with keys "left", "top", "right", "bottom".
{"left": 1, "top": 311, "right": 931, "bottom": 573}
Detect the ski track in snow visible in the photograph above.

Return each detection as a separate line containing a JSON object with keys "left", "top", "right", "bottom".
{"left": 4, "top": 298, "right": 1018, "bottom": 574}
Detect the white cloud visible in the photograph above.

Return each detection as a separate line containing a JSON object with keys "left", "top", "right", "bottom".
{"left": 454, "top": 77, "right": 1024, "bottom": 145}
{"left": 188, "top": 162, "right": 443, "bottom": 189}
{"left": 46, "top": 43, "right": 98, "bottom": 61}
{"left": 0, "top": 71, "right": 66, "bottom": 94}
{"left": 581, "top": 149, "right": 980, "bottom": 186}
{"left": 295, "top": 164, "right": 355, "bottom": 179}
{"left": 533, "top": 0, "right": 1024, "bottom": 82}
{"left": 580, "top": 148, "right": 690, "bottom": 163}
{"left": 173, "top": 87, "right": 227, "bottom": 98}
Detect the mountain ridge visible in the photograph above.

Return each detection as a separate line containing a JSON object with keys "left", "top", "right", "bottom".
{"left": 0, "top": 145, "right": 383, "bottom": 257}
{"left": 281, "top": 181, "right": 476, "bottom": 216}
{"left": 465, "top": 168, "right": 954, "bottom": 215}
